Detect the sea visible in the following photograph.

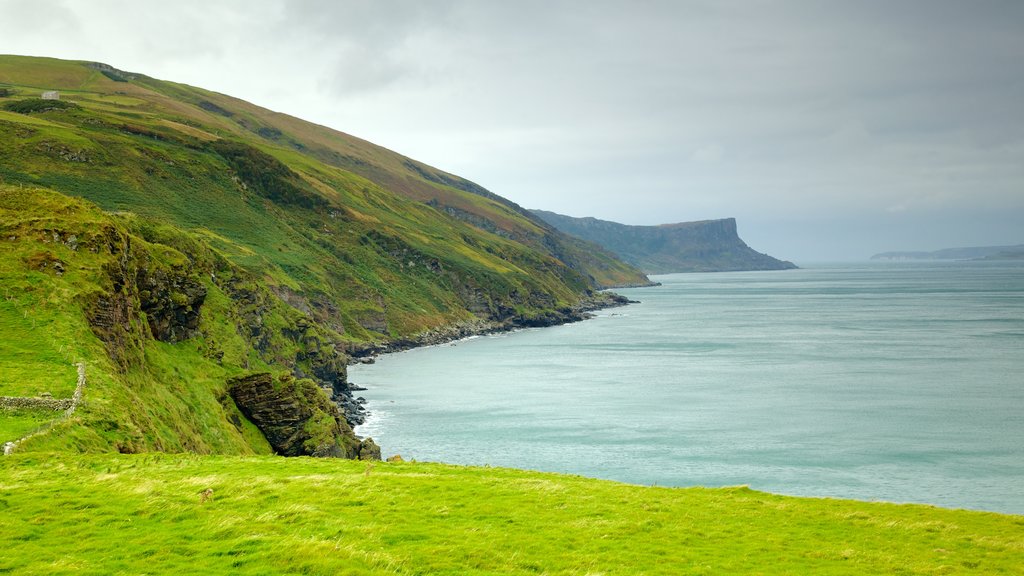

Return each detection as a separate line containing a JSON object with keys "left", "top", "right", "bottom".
{"left": 353, "top": 261, "right": 1024, "bottom": 514}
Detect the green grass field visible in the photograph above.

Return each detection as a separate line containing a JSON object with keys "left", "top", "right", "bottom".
{"left": 0, "top": 454, "right": 1021, "bottom": 575}
{"left": 0, "top": 410, "right": 58, "bottom": 445}
{"left": 1, "top": 55, "right": 1020, "bottom": 576}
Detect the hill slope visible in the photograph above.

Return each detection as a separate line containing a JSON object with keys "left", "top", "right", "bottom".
{"left": 533, "top": 210, "right": 797, "bottom": 273}
{"left": 0, "top": 54, "right": 649, "bottom": 457}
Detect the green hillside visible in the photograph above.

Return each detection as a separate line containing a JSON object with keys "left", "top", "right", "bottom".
{"left": 3, "top": 55, "right": 1018, "bottom": 575}
{"left": 0, "top": 55, "right": 648, "bottom": 456}
{"left": 1, "top": 454, "right": 1021, "bottom": 575}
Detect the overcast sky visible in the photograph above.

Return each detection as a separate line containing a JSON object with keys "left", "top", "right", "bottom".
{"left": 2, "top": 1, "right": 1022, "bottom": 261}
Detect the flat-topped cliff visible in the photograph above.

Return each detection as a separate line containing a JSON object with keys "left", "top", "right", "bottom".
{"left": 531, "top": 210, "right": 796, "bottom": 274}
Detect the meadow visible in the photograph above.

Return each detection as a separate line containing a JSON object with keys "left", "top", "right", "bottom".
{"left": 1, "top": 453, "right": 1022, "bottom": 575}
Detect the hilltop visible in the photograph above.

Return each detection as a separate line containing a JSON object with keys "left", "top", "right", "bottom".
{"left": 532, "top": 210, "right": 796, "bottom": 274}
{"left": 0, "top": 54, "right": 649, "bottom": 457}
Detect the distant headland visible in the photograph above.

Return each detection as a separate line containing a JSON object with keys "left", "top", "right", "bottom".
{"left": 531, "top": 210, "right": 797, "bottom": 274}
{"left": 871, "top": 244, "right": 1024, "bottom": 261}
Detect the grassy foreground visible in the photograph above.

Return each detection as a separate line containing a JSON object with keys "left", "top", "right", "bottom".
{"left": 1, "top": 454, "right": 1021, "bottom": 575}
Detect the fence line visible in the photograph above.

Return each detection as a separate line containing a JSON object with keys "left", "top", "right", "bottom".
{"left": 2, "top": 362, "right": 85, "bottom": 455}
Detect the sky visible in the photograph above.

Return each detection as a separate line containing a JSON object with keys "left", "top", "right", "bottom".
{"left": 1, "top": 0, "right": 1022, "bottom": 261}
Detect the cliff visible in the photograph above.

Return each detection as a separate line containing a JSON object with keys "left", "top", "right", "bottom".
{"left": 531, "top": 210, "right": 796, "bottom": 274}
{"left": 0, "top": 55, "right": 648, "bottom": 459}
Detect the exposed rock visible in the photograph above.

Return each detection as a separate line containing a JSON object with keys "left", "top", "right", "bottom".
{"left": 346, "top": 290, "right": 633, "bottom": 362}
{"left": 136, "top": 264, "right": 206, "bottom": 343}
{"left": 357, "top": 438, "right": 381, "bottom": 461}
{"left": 227, "top": 372, "right": 360, "bottom": 458}
{"left": 386, "top": 454, "right": 404, "bottom": 463}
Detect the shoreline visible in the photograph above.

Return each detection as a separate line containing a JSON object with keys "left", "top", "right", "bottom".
{"left": 338, "top": 289, "right": 647, "bottom": 426}
{"left": 345, "top": 290, "right": 641, "bottom": 362}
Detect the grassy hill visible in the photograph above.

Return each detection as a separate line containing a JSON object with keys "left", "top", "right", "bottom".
{"left": 0, "top": 55, "right": 648, "bottom": 456}
{"left": 1, "top": 453, "right": 1021, "bottom": 574}
{"left": 2, "top": 55, "right": 1020, "bottom": 575}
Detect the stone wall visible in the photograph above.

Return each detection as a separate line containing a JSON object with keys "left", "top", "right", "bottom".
{"left": 0, "top": 396, "right": 73, "bottom": 411}
{"left": 2, "top": 362, "right": 86, "bottom": 455}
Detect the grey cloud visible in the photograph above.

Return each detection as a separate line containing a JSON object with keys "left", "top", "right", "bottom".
{"left": 0, "top": 0, "right": 1020, "bottom": 261}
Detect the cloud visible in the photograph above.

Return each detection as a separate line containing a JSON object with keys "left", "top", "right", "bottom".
{"left": 0, "top": 0, "right": 1021, "bottom": 260}
{"left": 690, "top": 145, "right": 725, "bottom": 164}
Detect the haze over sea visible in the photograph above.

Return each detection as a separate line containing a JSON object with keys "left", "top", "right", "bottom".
{"left": 355, "top": 262, "right": 1024, "bottom": 514}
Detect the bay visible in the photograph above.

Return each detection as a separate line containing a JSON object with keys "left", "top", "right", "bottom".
{"left": 354, "top": 261, "right": 1024, "bottom": 514}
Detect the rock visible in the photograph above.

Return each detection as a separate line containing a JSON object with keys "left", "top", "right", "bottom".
{"left": 386, "top": 454, "right": 404, "bottom": 463}
{"left": 357, "top": 437, "right": 381, "bottom": 461}
{"left": 227, "top": 372, "right": 360, "bottom": 458}
{"left": 136, "top": 264, "right": 206, "bottom": 343}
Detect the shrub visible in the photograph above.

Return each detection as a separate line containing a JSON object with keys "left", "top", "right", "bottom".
{"left": 3, "top": 98, "right": 78, "bottom": 114}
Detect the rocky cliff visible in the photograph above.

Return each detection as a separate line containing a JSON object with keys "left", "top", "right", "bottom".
{"left": 531, "top": 211, "right": 796, "bottom": 274}
{"left": 227, "top": 373, "right": 378, "bottom": 459}
{"left": 0, "top": 55, "right": 653, "bottom": 459}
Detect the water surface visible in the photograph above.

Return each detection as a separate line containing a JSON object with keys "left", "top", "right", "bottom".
{"left": 355, "top": 262, "right": 1024, "bottom": 513}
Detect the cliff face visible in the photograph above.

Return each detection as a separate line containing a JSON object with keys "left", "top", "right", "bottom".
{"left": 227, "top": 373, "right": 378, "bottom": 459}
{"left": 0, "top": 55, "right": 654, "bottom": 458}
{"left": 531, "top": 211, "right": 796, "bottom": 274}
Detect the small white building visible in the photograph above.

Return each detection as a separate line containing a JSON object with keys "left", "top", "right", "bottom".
{"left": 41, "top": 91, "right": 60, "bottom": 100}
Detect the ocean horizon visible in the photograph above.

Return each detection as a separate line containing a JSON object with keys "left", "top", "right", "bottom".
{"left": 355, "top": 261, "right": 1024, "bottom": 514}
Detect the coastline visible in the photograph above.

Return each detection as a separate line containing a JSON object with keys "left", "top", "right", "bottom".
{"left": 338, "top": 289, "right": 647, "bottom": 426}
{"left": 345, "top": 290, "right": 641, "bottom": 361}
{"left": 340, "top": 264, "right": 1024, "bottom": 515}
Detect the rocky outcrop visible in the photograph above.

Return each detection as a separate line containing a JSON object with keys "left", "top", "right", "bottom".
{"left": 136, "top": 265, "right": 206, "bottom": 343}
{"left": 357, "top": 437, "right": 381, "bottom": 461}
{"left": 82, "top": 225, "right": 210, "bottom": 365}
{"left": 227, "top": 372, "right": 375, "bottom": 459}
{"left": 532, "top": 210, "right": 797, "bottom": 274}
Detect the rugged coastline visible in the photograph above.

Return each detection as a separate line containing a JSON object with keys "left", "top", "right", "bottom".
{"left": 340, "top": 290, "right": 640, "bottom": 426}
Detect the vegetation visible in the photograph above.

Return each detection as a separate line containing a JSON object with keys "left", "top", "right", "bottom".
{"left": 1, "top": 454, "right": 1021, "bottom": 575}
{"left": 3, "top": 97, "right": 79, "bottom": 114}
{"left": 0, "top": 54, "right": 647, "bottom": 455}
{"left": 2, "top": 55, "right": 1017, "bottom": 575}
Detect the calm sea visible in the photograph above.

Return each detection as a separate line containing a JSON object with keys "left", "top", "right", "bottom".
{"left": 354, "top": 262, "right": 1024, "bottom": 514}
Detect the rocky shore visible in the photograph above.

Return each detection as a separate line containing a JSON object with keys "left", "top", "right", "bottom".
{"left": 339, "top": 291, "right": 639, "bottom": 426}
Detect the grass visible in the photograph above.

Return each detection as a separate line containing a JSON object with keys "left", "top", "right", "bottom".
{"left": 0, "top": 410, "right": 58, "bottom": 444}
{"left": 0, "top": 56, "right": 1020, "bottom": 575}
{"left": 0, "top": 299, "right": 78, "bottom": 397}
{"left": 0, "top": 453, "right": 1021, "bottom": 575}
